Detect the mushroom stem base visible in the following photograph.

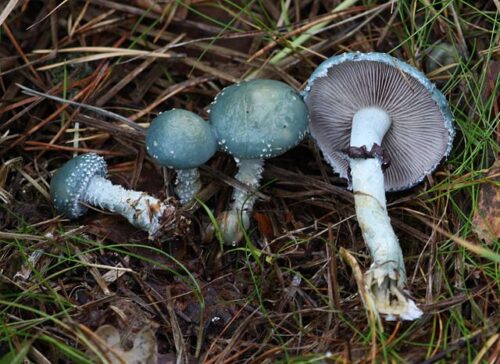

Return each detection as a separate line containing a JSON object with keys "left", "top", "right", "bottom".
{"left": 84, "top": 176, "right": 169, "bottom": 236}
{"left": 218, "top": 210, "right": 250, "bottom": 246}
{"left": 365, "top": 262, "right": 423, "bottom": 321}
{"left": 351, "top": 156, "right": 421, "bottom": 320}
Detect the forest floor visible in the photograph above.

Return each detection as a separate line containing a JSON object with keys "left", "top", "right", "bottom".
{"left": 0, "top": 1, "right": 499, "bottom": 363}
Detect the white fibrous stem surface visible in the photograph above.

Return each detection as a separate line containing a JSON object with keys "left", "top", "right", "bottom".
{"left": 350, "top": 107, "right": 422, "bottom": 321}
{"left": 175, "top": 168, "right": 201, "bottom": 205}
{"left": 84, "top": 175, "right": 168, "bottom": 236}
{"left": 220, "top": 158, "right": 264, "bottom": 245}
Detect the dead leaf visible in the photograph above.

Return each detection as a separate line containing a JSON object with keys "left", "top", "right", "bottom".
{"left": 254, "top": 212, "right": 274, "bottom": 241}
{"left": 473, "top": 160, "right": 500, "bottom": 244}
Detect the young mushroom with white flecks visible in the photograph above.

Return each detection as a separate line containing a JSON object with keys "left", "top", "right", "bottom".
{"left": 50, "top": 153, "right": 174, "bottom": 237}
{"left": 425, "top": 42, "right": 459, "bottom": 85}
{"left": 145, "top": 109, "right": 217, "bottom": 205}
{"left": 303, "top": 52, "right": 454, "bottom": 320}
{"left": 209, "top": 79, "right": 309, "bottom": 245}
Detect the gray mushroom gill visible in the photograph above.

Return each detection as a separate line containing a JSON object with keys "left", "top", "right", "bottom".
{"left": 303, "top": 53, "right": 454, "bottom": 320}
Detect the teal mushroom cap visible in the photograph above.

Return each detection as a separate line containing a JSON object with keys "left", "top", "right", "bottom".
{"left": 209, "top": 79, "right": 309, "bottom": 159}
{"left": 50, "top": 153, "right": 107, "bottom": 218}
{"left": 145, "top": 109, "right": 217, "bottom": 169}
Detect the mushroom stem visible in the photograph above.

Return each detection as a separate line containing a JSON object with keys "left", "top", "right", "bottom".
{"left": 219, "top": 158, "right": 264, "bottom": 245}
{"left": 232, "top": 158, "right": 264, "bottom": 212}
{"left": 175, "top": 168, "right": 201, "bottom": 205}
{"left": 349, "top": 107, "right": 422, "bottom": 320}
{"left": 351, "top": 158, "right": 405, "bottom": 280}
{"left": 84, "top": 175, "right": 168, "bottom": 236}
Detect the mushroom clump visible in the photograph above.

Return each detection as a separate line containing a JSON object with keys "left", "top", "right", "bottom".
{"left": 145, "top": 109, "right": 217, "bottom": 204}
{"left": 209, "top": 79, "right": 309, "bottom": 245}
{"left": 50, "top": 153, "right": 172, "bottom": 237}
{"left": 303, "top": 52, "right": 454, "bottom": 320}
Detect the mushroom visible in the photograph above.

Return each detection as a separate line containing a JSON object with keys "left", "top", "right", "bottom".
{"left": 92, "top": 325, "right": 157, "bottom": 364}
{"left": 145, "top": 109, "right": 217, "bottom": 204}
{"left": 209, "top": 79, "right": 309, "bottom": 244}
{"left": 50, "top": 153, "right": 172, "bottom": 236}
{"left": 425, "top": 42, "right": 459, "bottom": 85}
{"left": 303, "top": 52, "right": 454, "bottom": 320}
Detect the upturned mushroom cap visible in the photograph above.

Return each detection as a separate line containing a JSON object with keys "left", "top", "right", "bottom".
{"left": 303, "top": 52, "right": 455, "bottom": 191}
{"left": 209, "top": 79, "right": 309, "bottom": 159}
{"left": 50, "top": 153, "right": 107, "bottom": 218}
{"left": 146, "top": 109, "right": 217, "bottom": 169}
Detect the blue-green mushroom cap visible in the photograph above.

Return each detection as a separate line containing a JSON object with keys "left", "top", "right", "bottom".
{"left": 302, "top": 52, "right": 455, "bottom": 191}
{"left": 209, "top": 79, "right": 309, "bottom": 159}
{"left": 146, "top": 109, "right": 217, "bottom": 169}
{"left": 50, "top": 153, "right": 107, "bottom": 219}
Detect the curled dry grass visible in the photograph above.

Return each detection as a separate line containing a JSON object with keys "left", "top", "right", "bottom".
{"left": 0, "top": 1, "right": 499, "bottom": 363}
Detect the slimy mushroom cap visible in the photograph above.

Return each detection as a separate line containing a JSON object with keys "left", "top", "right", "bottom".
{"left": 50, "top": 153, "right": 107, "bottom": 218}
{"left": 303, "top": 52, "right": 454, "bottom": 191}
{"left": 146, "top": 109, "right": 217, "bottom": 170}
{"left": 209, "top": 79, "right": 309, "bottom": 159}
